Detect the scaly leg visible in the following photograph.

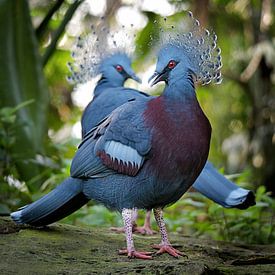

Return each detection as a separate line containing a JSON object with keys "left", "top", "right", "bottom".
{"left": 110, "top": 208, "right": 138, "bottom": 233}
{"left": 111, "top": 209, "right": 156, "bottom": 235}
{"left": 133, "top": 210, "right": 156, "bottom": 235}
{"left": 118, "top": 208, "right": 153, "bottom": 260}
{"left": 152, "top": 208, "right": 186, "bottom": 258}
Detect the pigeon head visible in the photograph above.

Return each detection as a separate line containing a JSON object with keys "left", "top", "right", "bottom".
{"left": 99, "top": 53, "right": 141, "bottom": 85}
{"left": 149, "top": 11, "right": 222, "bottom": 87}
{"left": 67, "top": 20, "right": 139, "bottom": 85}
{"left": 149, "top": 44, "right": 195, "bottom": 86}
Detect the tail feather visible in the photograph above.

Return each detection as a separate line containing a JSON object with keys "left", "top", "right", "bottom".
{"left": 193, "top": 162, "right": 255, "bottom": 209}
{"left": 11, "top": 177, "right": 89, "bottom": 226}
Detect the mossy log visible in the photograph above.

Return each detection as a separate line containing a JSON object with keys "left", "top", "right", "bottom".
{"left": 1, "top": 216, "right": 275, "bottom": 274}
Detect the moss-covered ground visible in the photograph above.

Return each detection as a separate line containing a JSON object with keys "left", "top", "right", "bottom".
{"left": 1, "top": 217, "right": 275, "bottom": 274}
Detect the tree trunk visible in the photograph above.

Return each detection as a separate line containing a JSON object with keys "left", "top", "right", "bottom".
{"left": 245, "top": 2, "right": 275, "bottom": 194}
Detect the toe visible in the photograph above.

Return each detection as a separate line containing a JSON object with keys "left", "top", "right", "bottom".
{"left": 131, "top": 251, "right": 153, "bottom": 260}
{"left": 119, "top": 249, "right": 153, "bottom": 259}
{"left": 164, "top": 246, "right": 180, "bottom": 258}
{"left": 152, "top": 244, "right": 187, "bottom": 258}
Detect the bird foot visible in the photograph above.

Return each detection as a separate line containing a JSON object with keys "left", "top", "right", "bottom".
{"left": 110, "top": 226, "right": 125, "bottom": 233}
{"left": 133, "top": 225, "right": 156, "bottom": 235}
{"left": 152, "top": 244, "right": 187, "bottom": 258}
{"left": 118, "top": 249, "right": 153, "bottom": 260}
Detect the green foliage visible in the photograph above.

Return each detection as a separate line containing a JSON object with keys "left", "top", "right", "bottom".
{"left": 209, "top": 186, "right": 275, "bottom": 244}
{"left": 1, "top": 0, "right": 275, "bottom": 248}
{"left": 0, "top": 0, "right": 83, "bottom": 200}
{"left": 41, "top": 0, "right": 84, "bottom": 66}
{"left": 134, "top": 12, "right": 160, "bottom": 66}
{"left": 0, "top": 100, "right": 34, "bottom": 176}
{"left": 164, "top": 185, "right": 275, "bottom": 245}
{"left": 44, "top": 49, "right": 75, "bottom": 131}
{"left": 0, "top": 101, "right": 77, "bottom": 213}
{"left": 60, "top": 183, "right": 275, "bottom": 245}
{"left": 0, "top": 0, "right": 50, "bottom": 190}
{"left": 0, "top": 101, "right": 34, "bottom": 213}
{"left": 61, "top": 204, "right": 123, "bottom": 228}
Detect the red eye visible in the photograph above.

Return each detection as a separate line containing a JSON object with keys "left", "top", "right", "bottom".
{"left": 115, "top": 65, "right": 123, "bottom": 72}
{"left": 168, "top": 60, "right": 176, "bottom": 69}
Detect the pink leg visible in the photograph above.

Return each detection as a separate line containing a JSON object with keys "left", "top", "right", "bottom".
{"left": 110, "top": 209, "right": 138, "bottom": 233}
{"left": 118, "top": 208, "right": 153, "bottom": 260}
{"left": 111, "top": 209, "right": 156, "bottom": 235}
{"left": 152, "top": 208, "right": 186, "bottom": 258}
{"left": 133, "top": 210, "right": 156, "bottom": 235}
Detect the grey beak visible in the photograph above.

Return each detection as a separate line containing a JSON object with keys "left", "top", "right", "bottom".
{"left": 130, "top": 73, "right": 142, "bottom": 83}
{"left": 148, "top": 71, "right": 164, "bottom": 87}
{"left": 148, "top": 71, "right": 158, "bottom": 85}
{"left": 127, "top": 68, "right": 142, "bottom": 83}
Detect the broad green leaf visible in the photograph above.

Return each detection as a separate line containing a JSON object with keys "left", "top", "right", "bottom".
{"left": 0, "top": 0, "right": 49, "bottom": 190}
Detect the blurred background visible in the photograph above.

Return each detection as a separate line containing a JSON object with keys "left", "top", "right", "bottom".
{"left": 0, "top": 0, "right": 274, "bottom": 244}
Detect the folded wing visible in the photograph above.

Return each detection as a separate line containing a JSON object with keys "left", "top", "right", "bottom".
{"left": 71, "top": 99, "right": 152, "bottom": 179}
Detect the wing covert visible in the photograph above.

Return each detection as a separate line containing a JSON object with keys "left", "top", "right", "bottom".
{"left": 71, "top": 99, "right": 152, "bottom": 178}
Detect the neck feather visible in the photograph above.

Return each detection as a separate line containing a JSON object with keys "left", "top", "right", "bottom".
{"left": 94, "top": 76, "right": 124, "bottom": 97}
{"left": 163, "top": 74, "right": 196, "bottom": 101}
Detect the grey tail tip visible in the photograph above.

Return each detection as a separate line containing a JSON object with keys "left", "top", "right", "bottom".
{"left": 10, "top": 210, "right": 24, "bottom": 224}
{"left": 236, "top": 191, "right": 256, "bottom": 210}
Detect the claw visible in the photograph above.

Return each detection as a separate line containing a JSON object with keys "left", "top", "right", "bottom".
{"left": 118, "top": 249, "right": 153, "bottom": 260}
{"left": 152, "top": 244, "right": 187, "bottom": 258}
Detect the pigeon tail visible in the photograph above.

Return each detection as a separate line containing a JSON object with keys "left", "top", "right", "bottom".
{"left": 11, "top": 177, "right": 89, "bottom": 226}
{"left": 193, "top": 162, "right": 256, "bottom": 209}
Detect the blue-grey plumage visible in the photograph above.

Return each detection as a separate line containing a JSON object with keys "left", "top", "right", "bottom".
{"left": 9, "top": 49, "right": 253, "bottom": 245}
{"left": 82, "top": 87, "right": 149, "bottom": 137}
{"left": 193, "top": 162, "right": 255, "bottom": 209}
{"left": 9, "top": 52, "right": 147, "bottom": 230}
{"left": 81, "top": 52, "right": 146, "bottom": 137}
{"left": 10, "top": 12, "right": 255, "bottom": 259}
{"left": 74, "top": 28, "right": 254, "bottom": 212}
{"left": 68, "top": 35, "right": 213, "bottom": 257}
{"left": 10, "top": 177, "right": 88, "bottom": 226}
{"left": 80, "top": 52, "right": 254, "bottom": 211}
{"left": 71, "top": 44, "right": 210, "bottom": 210}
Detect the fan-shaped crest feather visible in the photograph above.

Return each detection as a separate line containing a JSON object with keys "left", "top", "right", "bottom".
{"left": 152, "top": 11, "right": 223, "bottom": 85}
{"left": 67, "top": 18, "right": 137, "bottom": 84}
